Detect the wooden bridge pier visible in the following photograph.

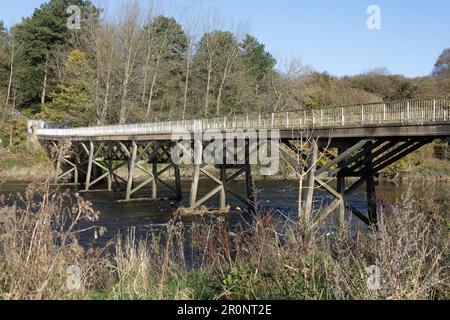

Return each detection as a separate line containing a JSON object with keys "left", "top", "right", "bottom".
{"left": 187, "top": 139, "right": 257, "bottom": 213}
{"left": 280, "top": 137, "right": 435, "bottom": 227}
{"left": 49, "top": 138, "right": 257, "bottom": 212}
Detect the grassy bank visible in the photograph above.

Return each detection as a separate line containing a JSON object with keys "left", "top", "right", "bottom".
{"left": 0, "top": 117, "right": 52, "bottom": 183}
{"left": 0, "top": 179, "right": 448, "bottom": 300}
{"left": 0, "top": 150, "right": 51, "bottom": 182}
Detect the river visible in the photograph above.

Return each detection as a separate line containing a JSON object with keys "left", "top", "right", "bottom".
{"left": 1, "top": 179, "right": 449, "bottom": 247}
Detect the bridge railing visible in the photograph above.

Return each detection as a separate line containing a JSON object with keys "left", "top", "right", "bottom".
{"left": 34, "top": 98, "right": 450, "bottom": 138}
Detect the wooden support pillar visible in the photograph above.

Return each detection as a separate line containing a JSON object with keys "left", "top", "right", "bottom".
{"left": 107, "top": 144, "right": 113, "bottom": 191}
{"left": 190, "top": 140, "right": 203, "bottom": 209}
{"left": 152, "top": 163, "right": 158, "bottom": 200}
{"left": 365, "top": 153, "right": 377, "bottom": 227}
{"left": 220, "top": 166, "right": 226, "bottom": 209}
{"left": 336, "top": 147, "right": 346, "bottom": 225}
{"left": 85, "top": 141, "right": 95, "bottom": 191}
{"left": 302, "top": 140, "right": 318, "bottom": 222}
{"left": 126, "top": 141, "right": 137, "bottom": 201}
{"left": 92, "top": 160, "right": 99, "bottom": 182}
{"left": 54, "top": 147, "right": 62, "bottom": 185}
{"left": 72, "top": 161, "right": 79, "bottom": 185}
{"left": 174, "top": 164, "right": 182, "bottom": 201}
{"left": 245, "top": 141, "right": 257, "bottom": 213}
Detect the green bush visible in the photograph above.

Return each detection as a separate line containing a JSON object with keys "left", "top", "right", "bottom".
{"left": 0, "top": 116, "right": 28, "bottom": 150}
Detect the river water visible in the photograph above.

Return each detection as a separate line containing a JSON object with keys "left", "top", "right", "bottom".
{"left": 1, "top": 179, "right": 449, "bottom": 247}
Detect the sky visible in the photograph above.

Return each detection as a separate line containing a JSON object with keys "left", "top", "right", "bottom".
{"left": 1, "top": 0, "right": 449, "bottom": 77}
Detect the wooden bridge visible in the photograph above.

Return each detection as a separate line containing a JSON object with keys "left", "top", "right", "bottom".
{"left": 33, "top": 98, "right": 450, "bottom": 226}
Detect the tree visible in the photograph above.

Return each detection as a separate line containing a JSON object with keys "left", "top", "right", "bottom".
{"left": 14, "top": 0, "right": 97, "bottom": 106}
{"left": 144, "top": 15, "right": 187, "bottom": 120}
{"left": 40, "top": 50, "right": 95, "bottom": 126}
{"left": 3, "top": 27, "right": 15, "bottom": 123}
{"left": 215, "top": 31, "right": 240, "bottom": 115}
{"left": 342, "top": 71, "right": 417, "bottom": 101}
{"left": 433, "top": 48, "right": 450, "bottom": 95}
{"left": 116, "top": 0, "right": 145, "bottom": 124}
{"left": 82, "top": 10, "right": 118, "bottom": 125}
{"left": 194, "top": 31, "right": 241, "bottom": 116}
{"left": 0, "top": 21, "right": 11, "bottom": 121}
{"left": 240, "top": 35, "right": 276, "bottom": 91}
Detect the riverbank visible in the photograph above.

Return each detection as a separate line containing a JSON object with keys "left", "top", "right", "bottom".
{"left": 0, "top": 149, "right": 52, "bottom": 183}
{"left": 0, "top": 180, "right": 448, "bottom": 300}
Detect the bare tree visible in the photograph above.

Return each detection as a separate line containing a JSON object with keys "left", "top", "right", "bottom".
{"left": 280, "top": 129, "right": 331, "bottom": 225}
{"left": 145, "top": 27, "right": 168, "bottom": 120}
{"left": 117, "top": 0, "right": 145, "bottom": 124}
{"left": 140, "top": 2, "right": 160, "bottom": 104}
{"left": 215, "top": 24, "right": 246, "bottom": 116}
{"left": 180, "top": 10, "right": 200, "bottom": 120}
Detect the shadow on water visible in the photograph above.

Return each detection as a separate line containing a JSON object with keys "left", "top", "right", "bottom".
{"left": 1, "top": 179, "right": 449, "bottom": 249}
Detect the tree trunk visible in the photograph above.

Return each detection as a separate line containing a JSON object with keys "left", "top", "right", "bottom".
{"left": 145, "top": 56, "right": 161, "bottom": 120}
{"left": 3, "top": 32, "right": 14, "bottom": 123}
{"left": 182, "top": 58, "right": 190, "bottom": 120}
{"left": 216, "top": 67, "right": 229, "bottom": 116}
{"left": 41, "top": 57, "right": 49, "bottom": 105}
{"left": 119, "top": 48, "right": 132, "bottom": 124}
{"left": 141, "top": 36, "right": 153, "bottom": 104}
{"left": 204, "top": 65, "right": 212, "bottom": 117}
{"left": 101, "top": 66, "right": 112, "bottom": 125}
{"left": 297, "top": 173, "right": 304, "bottom": 220}
{"left": 146, "top": 34, "right": 167, "bottom": 120}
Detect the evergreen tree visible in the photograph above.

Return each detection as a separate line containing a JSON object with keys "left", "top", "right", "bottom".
{"left": 14, "top": 0, "right": 98, "bottom": 105}
{"left": 40, "top": 50, "right": 95, "bottom": 126}
{"left": 240, "top": 34, "right": 276, "bottom": 85}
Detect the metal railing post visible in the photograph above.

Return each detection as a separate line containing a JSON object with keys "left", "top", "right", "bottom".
{"left": 407, "top": 101, "right": 410, "bottom": 120}
{"left": 361, "top": 105, "right": 364, "bottom": 124}
{"left": 433, "top": 99, "right": 436, "bottom": 122}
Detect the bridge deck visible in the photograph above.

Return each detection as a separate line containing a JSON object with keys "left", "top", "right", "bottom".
{"left": 34, "top": 99, "right": 450, "bottom": 141}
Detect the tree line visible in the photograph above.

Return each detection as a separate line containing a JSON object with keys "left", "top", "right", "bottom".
{"left": 0, "top": 0, "right": 449, "bottom": 127}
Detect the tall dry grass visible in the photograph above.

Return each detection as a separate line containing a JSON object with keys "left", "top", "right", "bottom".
{"left": 0, "top": 174, "right": 448, "bottom": 300}
{"left": 0, "top": 183, "right": 109, "bottom": 299}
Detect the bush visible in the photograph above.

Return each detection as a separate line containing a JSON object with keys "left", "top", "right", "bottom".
{"left": 0, "top": 116, "right": 28, "bottom": 150}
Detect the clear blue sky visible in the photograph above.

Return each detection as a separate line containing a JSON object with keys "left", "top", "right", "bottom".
{"left": 1, "top": 0, "right": 449, "bottom": 77}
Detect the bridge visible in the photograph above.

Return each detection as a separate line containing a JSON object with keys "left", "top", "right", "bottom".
{"left": 32, "top": 98, "right": 450, "bottom": 226}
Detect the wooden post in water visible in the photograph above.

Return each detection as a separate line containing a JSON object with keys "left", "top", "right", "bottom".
{"left": 365, "top": 148, "right": 377, "bottom": 227}
{"left": 174, "top": 164, "right": 182, "bottom": 201}
{"left": 302, "top": 140, "right": 318, "bottom": 223}
{"left": 125, "top": 141, "right": 137, "bottom": 201}
{"left": 85, "top": 141, "right": 95, "bottom": 191}
{"left": 336, "top": 147, "right": 346, "bottom": 225}
{"left": 152, "top": 162, "right": 158, "bottom": 200}
{"left": 190, "top": 140, "right": 203, "bottom": 209}
{"left": 54, "top": 143, "right": 61, "bottom": 185}
{"left": 245, "top": 140, "right": 257, "bottom": 214}
{"left": 220, "top": 165, "right": 226, "bottom": 209}
{"left": 107, "top": 144, "right": 113, "bottom": 191}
